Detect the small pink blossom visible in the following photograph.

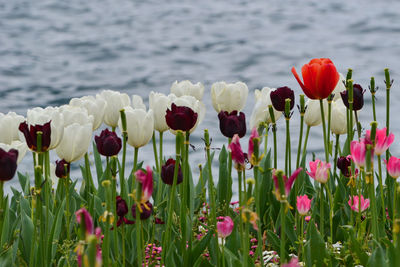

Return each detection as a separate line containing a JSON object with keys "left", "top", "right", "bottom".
{"left": 348, "top": 195, "right": 370, "bottom": 212}
{"left": 228, "top": 134, "right": 245, "bottom": 167}
{"left": 217, "top": 216, "right": 234, "bottom": 238}
{"left": 248, "top": 127, "right": 260, "bottom": 164}
{"left": 385, "top": 156, "right": 400, "bottom": 179}
{"left": 296, "top": 195, "right": 312, "bottom": 216}
{"left": 75, "top": 208, "right": 93, "bottom": 237}
{"left": 282, "top": 257, "right": 301, "bottom": 267}
{"left": 305, "top": 216, "right": 311, "bottom": 222}
{"left": 350, "top": 139, "right": 368, "bottom": 168}
{"left": 366, "top": 127, "right": 394, "bottom": 156}
{"left": 135, "top": 166, "right": 154, "bottom": 202}
{"left": 307, "top": 159, "right": 331, "bottom": 184}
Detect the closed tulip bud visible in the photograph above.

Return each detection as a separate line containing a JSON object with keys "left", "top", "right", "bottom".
{"left": 249, "top": 87, "right": 281, "bottom": 129}
{"left": 149, "top": 92, "right": 176, "bottom": 132}
{"left": 218, "top": 110, "right": 246, "bottom": 138}
{"left": 161, "top": 158, "right": 183, "bottom": 185}
{"left": 0, "top": 148, "right": 18, "bottom": 181}
{"left": 75, "top": 208, "right": 94, "bottom": 236}
{"left": 330, "top": 99, "right": 355, "bottom": 135}
{"left": 118, "top": 105, "right": 154, "bottom": 148}
{"left": 0, "top": 112, "right": 25, "bottom": 144}
{"left": 211, "top": 81, "right": 248, "bottom": 113}
{"left": 116, "top": 196, "right": 129, "bottom": 217}
{"left": 97, "top": 90, "right": 130, "bottom": 128}
{"left": 350, "top": 139, "right": 369, "bottom": 168}
{"left": 337, "top": 156, "right": 352, "bottom": 177}
{"left": 95, "top": 129, "right": 122, "bottom": 157}
{"left": 296, "top": 195, "right": 312, "bottom": 216}
{"left": 385, "top": 156, "right": 400, "bottom": 179}
{"left": 59, "top": 105, "right": 94, "bottom": 127}
{"left": 171, "top": 95, "right": 205, "bottom": 133}
{"left": 0, "top": 141, "right": 27, "bottom": 164}
{"left": 170, "top": 80, "right": 204, "bottom": 101}
{"left": 70, "top": 95, "right": 106, "bottom": 130}
{"left": 56, "top": 122, "right": 93, "bottom": 162}
{"left": 132, "top": 201, "right": 153, "bottom": 220}
{"left": 166, "top": 103, "right": 198, "bottom": 132}
{"left": 55, "top": 159, "right": 70, "bottom": 179}
{"left": 292, "top": 58, "right": 340, "bottom": 100}
{"left": 304, "top": 99, "right": 327, "bottom": 127}
{"left": 217, "top": 216, "right": 234, "bottom": 238}
{"left": 270, "top": 86, "right": 295, "bottom": 112}
{"left": 20, "top": 106, "right": 64, "bottom": 150}
{"left": 340, "top": 84, "right": 365, "bottom": 111}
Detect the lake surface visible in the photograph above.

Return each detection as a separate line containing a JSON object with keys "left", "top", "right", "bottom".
{"left": 1, "top": 0, "right": 400, "bottom": 190}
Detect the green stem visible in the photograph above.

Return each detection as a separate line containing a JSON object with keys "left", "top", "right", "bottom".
{"left": 136, "top": 183, "right": 143, "bottom": 266}
{"left": 280, "top": 202, "right": 287, "bottom": 263}
{"left": 122, "top": 224, "right": 126, "bottom": 267}
{"left": 320, "top": 183, "right": 325, "bottom": 238}
{"left": 132, "top": 147, "right": 139, "bottom": 192}
{"left": 366, "top": 145, "right": 378, "bottom": 240}
{"left": 0, "top": 181, "right": 4, "bottom": 245}
{"left": 221, "top": 238, "right": 225, "bottom": 267}
{"left": 181, "top": 132, "right": 190, "bottom": 265}
{"left": 268, "top": 106, "right": 277, "bottom": 169}
{"left": 111, "top": 157, "right": 118, "bottom": 263}
{"left": 253, "top": 138, "right": 263, "bottom": 263}
{"left": 327, "top": 99, "right": 332, "bottom": 156}
{"left": 377, "top": 155, "right": 386, "bottom": 224}
{"left": 159, "top": 131, "right": 164, "bottom": 166}
{"left": 102, "top": 180, "right": 112, "bottom": 266}
{"left": 152, "top": 132, "right": 160, "bottom": 173}
{"left": 120, "top": 130, "right": 127, "bottom": 200}
{"left": 326, "top": 184, "right": 334, "bottom": 243}
{"left": 319, "top": 99, "right": 329, "bottom": 163}
{"left": 394, "top": 181, "right": 397, "bottom": 243}
{"left": 65, "top": 175, "right": 70, "bottom": 240}
{"left": 302, "top": 126, "right": 311, "bottom": 160}
{"left": 333, "top": 135, "right": 340, "bottom": 181}
{"left": 300, "top": 216, "right": 305, "bottom": 262}
{"left": 296, "top": 114, "right": 305, "bottom": 168}
{"left": 285, "top": 118, "right": 291, "bottom": 175}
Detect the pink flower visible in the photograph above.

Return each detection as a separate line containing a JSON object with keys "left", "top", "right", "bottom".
{"left": 296, "top": 195, "right": 312, "bottom": 216}
{"left": 282, "top": 257, "right": 301, "bottom": 267}
{"left": 366, "top": 127, "right": 394, "bottom": 156}
{"left": 305, "top": 216, "right": 311, "bottom": 222}
{"left": 385, "top": 156, "right": 400, "bottom": 179}
{"left": 217, "top": 216, "right": 234, "bottom": 238}
{"left": 228, "top": 134, "right": 245, "bottom": 167}
{"left": 272, "top": 168, "right": 303, "bottom": 201}
{"left": 248, "top": 127, "right": 259, "bottom": 164}
{"left": 135, "top": 166, "right": 154, "bottom": 202}
{"left": 307, "top": 159, "right": 331, "bottom": 183}
{"left": 76, "top": 208, "right": 93, "bottom": 236}
{"left": 350, "top": 139, "right": 367, "bottom": 168}
{"left": 348, "top": 195, "right": 370, "bottom": 212}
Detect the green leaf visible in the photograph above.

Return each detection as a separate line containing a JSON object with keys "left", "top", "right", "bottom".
{"left": 217, "top": 145, "right": 231, "bottom": 210}
{"left": 367, "top": 245, "right": 388, "bottom": 267}
{"left": 48, "top": 199, "right": 65, "bottom": 261}
{"left": 266, "top": 230, "right": 280, "bottom": 253}
{"left": 93, "top": 141, "right": 104, "bottom": 185}
{"left": 190, "top": 230, "right": 213, "bottom": 265}
{"left": 305, "top": 220, "right": 328, "bottom": 266}
{"left": 20, "top": 209, "right": 34, "bottom": 262}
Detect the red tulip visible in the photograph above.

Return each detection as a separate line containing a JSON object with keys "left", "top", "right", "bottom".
{"left": 165, "top": 103, "right": 198, "bottom": 132}
{"left": 218, "top": 110, "right": 246, "bottom": 138}
{"left": 132, "top": 201, "right": 153, "bottom": 220}
{"left": 95, "top": 129, "right": 122, "bottom": 157}
{"left": 19, "top": 121, "right": 51, "bottom": 152}
{"left": 55, "top": 159, "right": 70, "bottom": 179}
{"left": 292, "top": 58, "right": 339, "bottom": 100}
{"left": 161, "top": 158, "right": 183, "bottom": 185}
{"left": 0, "top": 148, "right": 18, "bottom": 181}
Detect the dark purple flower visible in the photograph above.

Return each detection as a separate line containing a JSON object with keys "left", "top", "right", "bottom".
{"left": 165, "top": 103, "right": 198, "bottom": 132}
{"left": 132, "top": 201, "right": 153, "bottom": 220}
{"left": 340, "top": 84, "right": 365, "bottom": 111}
{"left": 19, "top": 121, "right": 51, "bottom": 152}
{"left": 218, "top": 111, "right": 246, "bottom": 138}
{"left": 55, "top": 159, "right": 70, "bottom": 179}
{"left": 116, "top": 196, "right": 134, "bottom": 227}
{"left": 0, "top": 148, "right": 18, "bottom": 181}
{"left": 270, "top": 86, "right": 295, "bottom": 112}
{"left": 161, "top": 158, "right": 183, "bottom": 185}
{"left": 337, "top": 156, "right": 352, "bottom": 177}
{"left": 95, "top": 129, "right": 122, "bottom": 157}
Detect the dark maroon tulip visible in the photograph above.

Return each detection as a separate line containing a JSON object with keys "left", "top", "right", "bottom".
{"left": 95, "top": 129, "right": 122, "bottom": 157}
{"left": 165, "top": 103, "right": 198, "bottom": 132}
{"left": 132, "top": 201, "right": 153, "bottom": 220}
{"left": 19, "top": 121, "right": 51, "bottom": 152}
{"left": 0, "top": 148, "right": 18, "bottom": 181}
{"left": 340, "top": 84, "right": 365, "bottom": 111}
{"left": 55, "top": 159, "right": 70, "bottom": 179}
{"left": 116, "top": 196, "right": 134, "bottom": 227}
{"left": 337, "top": 156, "right": 352, "bottom": 177}
{"left": 161, "top": 158, "right": 183, "bottom": 185}
{"left": 270, "top": 86, "right": 295, "bottom": 112}
{"left": 218, "top": 111, "right": 246, "bottom": 138}
{"left": 155, "top": 217, "right": 165, "bottom": 224}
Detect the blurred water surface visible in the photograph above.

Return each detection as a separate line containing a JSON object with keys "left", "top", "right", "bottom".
{"left": 1, "top": 0, "right": 400, "bottom": 188}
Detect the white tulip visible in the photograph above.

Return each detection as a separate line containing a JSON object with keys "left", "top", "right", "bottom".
{"left": 249, "top": 87, "right": 281, "bottom": 129}
{"left": 97, "top": 90, "right": 130, "bottom": 128}
{"left": 59, "top": 105, "right": 94, "bottom": 127}
{"left": 24, "top": 107, "right": 64, "bottom": 150}
{"left": 0, "top": 140, "right": 28, "bottom": 164}
{"left": 56, "top": 122, "right": 93, "bottom": 162}
{"left": 0, "top": 112, "right": 25, "bottom": 144}
{"left": 69, "top": 95, "right": 106, "bottom": 130}
{"left": 118, "top": 106, "right": 154, "bottom": 148}
{"left": 170, "top": 80, "right": 204, "bottom": 101}
{"left": 172, "top": 95, "right": 205, "bottom": 133}
{"left": 331, "top": 73, "right": 346, "bottom": 101}
{"left": 330, "top": 100, "right": 355, "bottom": 135}
{"left": 211, "top": 81, "right": 248, "bottom": 112}
{"left": 132, "top": 95, "right": 146, "bottom": 110}
{"left": 304, "top": 99, "right": 328, "bottom": 127}
{"left": 149, "top": 92, "right": 177, "bottom": 132}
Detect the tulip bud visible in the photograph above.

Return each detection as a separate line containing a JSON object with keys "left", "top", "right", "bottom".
{"left": 385, "top": 156, "right": 400, "bottom": 179}
{"left": 211, "top": 81, "right": 248, "bottom": 113}
{"left": 0, "top": 141, "right": 27, "bottom": 164}
{"left": 0, "top": 148, "right": 18, "bottom": 181}
{"left": 218, "top": 110, "right": 246, "bottom": 138}
{"left": 161, "top": 158, "right": 183, "bottom": 185}
{"left": 270, "top": 86, "right": 294, "bottom": 112}
{"left": 170, "top": 80, "right": 204, "bottom": 101}
{"left": 132, "top": 201, "right": 153, "bottom": 220}
{"left": 55, "top": 159, "right": 70, "bottom": 179}
{"left": 165, "top": 103, "right": 198, "bottom": 132}
{"left": 330, "top": 99, "right": 354, "bottom": 135}
{"left": 296, "top": 195, "right": 312, "bottom": 216}
{"left": 340, "top": 84, "right": 365, "bottom": 111}
{"left": 304, "top": 99, "right": 327, "bottom": 127}
{"left": 19, "top": 121, "right": 52, "bottom": 152}
{"left": 95, "top": 129, "right": 122, "bottom": 157}
{"left": 76, "top": 208, "right": 94, "bottom": 237}
{"left": 116, "top": 196, "right": 129, "bottom": 217}
{"left": 337, "top": 156, "right": 351, "bottom": 177}
{"left": 217, "top": 216, "right": 234, "bottom": 238}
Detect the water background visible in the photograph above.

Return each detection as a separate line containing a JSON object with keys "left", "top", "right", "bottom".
{"left": 2, "top": 0, "right": 400, "bottom": 191}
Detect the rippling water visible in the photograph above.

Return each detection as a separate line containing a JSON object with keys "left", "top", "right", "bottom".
{"left": 2, "top": 0, "right": 400, "bottom": 189}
